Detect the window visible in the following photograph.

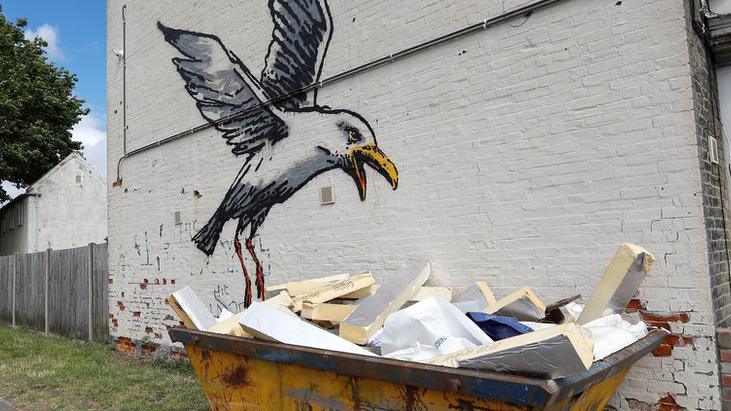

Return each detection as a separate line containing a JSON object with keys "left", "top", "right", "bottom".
{"left": 15, "top": 204, "right": 23, "bottom": 227}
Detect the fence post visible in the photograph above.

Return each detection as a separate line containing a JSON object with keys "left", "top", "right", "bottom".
{"left": 11, "top": 253, "right": 16, "bottom": 328}
{"left": 87, "top": 243, "right": 94, "bottom": 342}
{"left": 45, "top": 248, "right": 51, "bottom": 335}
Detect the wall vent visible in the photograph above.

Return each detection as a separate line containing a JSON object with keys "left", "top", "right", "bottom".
{"left": 75, "top": 172, "right": 82, "bottom": 184}
{"left": 709, "top": 136, "right": 720, "bottom": 165}
{"left": 174, "top": 210, "right": 182, "bottom": 225}
{"left": 320, "top": 186, "right": 335, "bottom": 205}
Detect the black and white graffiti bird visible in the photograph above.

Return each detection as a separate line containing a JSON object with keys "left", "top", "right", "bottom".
{"left": 158, "top": 0, "right": 399, "bottom": 307}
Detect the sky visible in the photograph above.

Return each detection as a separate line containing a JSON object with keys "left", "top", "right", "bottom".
{"left": 1, "top": 0, "right": 106, "bottom": 198}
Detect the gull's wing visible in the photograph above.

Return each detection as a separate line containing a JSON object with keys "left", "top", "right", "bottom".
{"left": 159, "top": 22, "right": 288, "bottom": 157}
{"left": 260, "top": 0, "right": 333, "bottom": 110}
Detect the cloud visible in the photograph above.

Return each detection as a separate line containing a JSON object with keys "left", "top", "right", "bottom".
{"left": 24, "top": 24, "right": 65, "bottom": 62}
{"left": 72, "top": 113, "right": 107, "bottom": 176}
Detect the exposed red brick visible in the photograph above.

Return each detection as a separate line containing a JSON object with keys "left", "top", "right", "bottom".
{"left": 145, "top": 326, "right": 153, "bottom": 334}
{"left": 721, "top": 374, "right": 731, "bottom": 387}
{"left": 140, "top": 279, "right": 148, "bottom": 289}
{"left": 163, "top": 279, "right": 167, "bottom": 285}
{"left": 171, "top": 279, "right": 176, "bottom": 285}
{"left": 723, "top": 387, "right": 731, "bottom": 402}
{"left": 112, "top": 179, "right": 123, "bottom": 188}
{"left": 720, "top": 350, "right": 731, "bottom": 363}
{"left": 663, "top": 334, "right": 693, "bottom": 348}
{"left": 657, "top": 394, "right": 683, "bottom": 411}
{"left": 719, "top": 328, "right": 731, "bottom": 349}
{"left": 116, "top": 301, "right": 126, "bottom": 311}
{"left": 164, "top": 314, "right": 175, "bottom": 321}
{"left": 115, "top": 337, "right": 135, "bottom": 355}
{"left": 653, "top": 344, "right": 673, "bottom": 357}
{"left": 626, "top": 298, "right": 647, "bottom": 311}
{"left": 132, "top": 311, "right": 141, "bottom": 317}
{"left": 640, "top": 311, "right": 690, "bottom": 324}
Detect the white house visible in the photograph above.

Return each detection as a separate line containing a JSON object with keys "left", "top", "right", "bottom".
{"left": 0, "top": 152, "right": 107, "bottom": 255}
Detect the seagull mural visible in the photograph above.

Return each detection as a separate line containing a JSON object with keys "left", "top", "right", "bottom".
{"left": 158, "top": 0, "right": 399, "bottom": 307}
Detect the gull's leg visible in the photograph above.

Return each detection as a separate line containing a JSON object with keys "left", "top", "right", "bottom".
{"left": 246, "top": 238, "right": 266, "bottom": 301}
{"left": 234, "top": 236, "right": 253, "bottom": 308}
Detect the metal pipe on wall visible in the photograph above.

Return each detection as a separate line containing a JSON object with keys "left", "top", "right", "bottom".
{"left": 114, "top": 0, "right": 571, "bottom": 183}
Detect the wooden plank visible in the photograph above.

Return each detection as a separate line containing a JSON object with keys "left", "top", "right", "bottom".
{"left": 340, "top": 262, "right": 430, "bottom": 345}
{"left": 266, "top": 274, "right": 350, "bottom": 293}
{"left": 301, "top": 302, "right": 356, "bottom": 322}
{"left": 340, "top": 284, "right": 379, "bottom": 299}
{"left": 409, "top": 287, "right": 452, "bottom": 302}
{"left": 424, "top": 323, "right": 594, "bottom": 379}
{"left": 290, "top": 273, "right": 375, "bottom": 312}
{"left": 577, "top": 243, "right": 654, "bottom": 325}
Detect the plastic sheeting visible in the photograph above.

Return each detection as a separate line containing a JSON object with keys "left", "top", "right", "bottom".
{"left": 381, "top": 297, "right": 492, "bottom": 361}
{"left": 582, "top": 314, "right": 647, "bottom": 360}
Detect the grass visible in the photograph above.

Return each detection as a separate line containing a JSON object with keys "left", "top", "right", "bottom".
{"left": 0, "top": 325, "right": 209, "bottom": 410}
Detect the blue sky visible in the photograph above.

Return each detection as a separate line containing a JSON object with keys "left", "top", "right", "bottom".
{"left": 2, "top": 0, "right": 106, "bottom": 197}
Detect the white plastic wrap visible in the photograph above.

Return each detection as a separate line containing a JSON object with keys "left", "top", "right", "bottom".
{"left": 582, "top": 314, "right": 647, "bottom": 360}
{"left": 381, "top": 297, "right": 492, "bottom": 361}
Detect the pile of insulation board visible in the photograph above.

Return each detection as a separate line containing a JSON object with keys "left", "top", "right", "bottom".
{"left": 167, "top": 243, "right": 657, "bottom": 379}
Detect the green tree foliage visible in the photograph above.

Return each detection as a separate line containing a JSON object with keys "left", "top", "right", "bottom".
{"left": 0, "top": 5, "right": 87, "bottom": 202}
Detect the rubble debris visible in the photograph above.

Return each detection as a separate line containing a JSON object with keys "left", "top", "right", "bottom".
{"left": 239, "top": 302, "right": 376, "bottom": 356}
{"left": 577, "top": 243, "right": 654, "bottom": 325}
{"left": 542, "top": 294, "right": 581, "bottom": 324}
{"left": 340, "top": 262, "right": 430, "bottom": 344}
{"left": 466, "top": 312, "right": 534, "bottom": 341}
{"left": 484, "top": 287, "right": 546, "bottom": 321}
{"left": 167, "top": 286, "right": 217, "bottom": 330}
{"left": 454, "top": 281, "right": 497, "bottom": 313}
{"left": 290, "top": 272, "right": 375, "bottom": 312}
{"left": 206, "top": 292, "right": 294, "bottom": 337}
{"left": 425, "top": 323, "right": 594, "bottom": 378}
{"left": 301, "top": 302, "right": 356, "bottom": 322}
{"left": 381, "top": 296, "right": 492, "bottom": 361}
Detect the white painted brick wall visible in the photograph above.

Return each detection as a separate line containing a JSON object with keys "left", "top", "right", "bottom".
{"left": 107, "top": 0, "right": 720, "bottom": 408}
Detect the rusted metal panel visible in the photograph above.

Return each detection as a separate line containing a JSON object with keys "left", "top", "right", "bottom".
{"left": 170, "top": 328, "right": 666, "bottom": 410}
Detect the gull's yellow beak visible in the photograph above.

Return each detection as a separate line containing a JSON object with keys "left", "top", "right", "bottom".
{"left": 347, "top": 143, "right": 399, "bottom": 201}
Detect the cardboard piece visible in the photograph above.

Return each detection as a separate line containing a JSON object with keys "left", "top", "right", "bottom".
{"left": 485, "top": 287, "right": 546, "bottom": 321}
{"left": 425, "top": 323, "right": 594, "bottom": 378}
{"left": 577, "top": 243, "right": 654, "bottom": 325}
{"left": 454, "top": 282, "right": 497, "bottom": 313}
{"left": 168, "top": 286, "right": 217, "bottom": 330}
{"left": 239, "top": 302, "right": 375, "bottom": 356}
{"left": 410, "top": 287, "right": 453, "bottom": 302}
{"left": 301, "top": 302, "right": 356, "bottom": 322}
{"left": 340, "top": 262, "right": 431, "bottom": 344}
{"left": 290, "top": 273, "right": 375, "bottom": 312}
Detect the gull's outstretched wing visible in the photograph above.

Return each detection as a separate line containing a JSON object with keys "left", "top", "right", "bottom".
{"left": 260, "top": 0, "right": 333, "bottom": 110}
{"left": 159, "top": 22, "right": 288, "bottom": 157}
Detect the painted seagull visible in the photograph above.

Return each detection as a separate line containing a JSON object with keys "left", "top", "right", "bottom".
{"left": 158, "top": 0, "right": 399, "bottom": 307}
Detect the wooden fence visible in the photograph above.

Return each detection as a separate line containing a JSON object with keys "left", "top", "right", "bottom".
{"left": 0, "top": 243, "right": 108, "bottom": 341}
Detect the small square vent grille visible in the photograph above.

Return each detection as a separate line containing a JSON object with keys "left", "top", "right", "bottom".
{"left": 75, "top": 173, "right": 82, "bottom": 184}
{"left": 174, "top": 210, "right": 182, "bottom": 225}
{"left": 709, "top": 136, "right": 720, "bottom": 165}
{"left": 320, "top": 186, "right": 335, "bottom": 205}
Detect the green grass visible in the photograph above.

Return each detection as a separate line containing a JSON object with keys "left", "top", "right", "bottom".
{"left": 0, "top": 325, "right": 209, "bottom": 410}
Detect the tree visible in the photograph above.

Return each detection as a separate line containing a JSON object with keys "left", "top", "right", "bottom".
{"left": 0, "top": 5, "right": 87, "bottom": 202}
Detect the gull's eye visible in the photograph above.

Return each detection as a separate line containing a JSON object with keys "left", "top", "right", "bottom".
{"left": 347, "top": 129, "right": 361, "bottom": 144}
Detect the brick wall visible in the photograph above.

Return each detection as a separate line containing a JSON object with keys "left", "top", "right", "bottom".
{"left": 686, "top": 0, "right": 731, "bottom": 329}
{"left": 108, "top": 0, "right": 723, "bottom": 408}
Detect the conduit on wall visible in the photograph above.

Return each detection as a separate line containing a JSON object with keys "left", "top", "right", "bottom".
{"left": 114, "top": 0, "right": 571, "bottom": 183}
